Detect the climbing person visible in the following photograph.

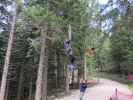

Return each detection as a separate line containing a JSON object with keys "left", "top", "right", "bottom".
{"left": 64, "top": 38, "right": 70, "bottom": 51}
{"left": 79, "top": 79, "right": 88, "bottom": 100}
{"left": 64, "top": 37, "right": 76, "bottom": 72}
{"left": 69, "top": 54, "right": 75, "bottom": 63}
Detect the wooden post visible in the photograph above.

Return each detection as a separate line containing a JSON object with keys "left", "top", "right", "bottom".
{"left": 115, "top": 88, "right": 118, "bottom": 100}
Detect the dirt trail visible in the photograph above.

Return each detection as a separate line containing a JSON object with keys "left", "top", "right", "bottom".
{"left": 56, "top": 78, "right": 132, "bottom": 100}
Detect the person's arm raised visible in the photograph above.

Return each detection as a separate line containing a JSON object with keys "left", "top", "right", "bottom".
{"left": 87, "top": 80, "right": 97, "bottom": 84}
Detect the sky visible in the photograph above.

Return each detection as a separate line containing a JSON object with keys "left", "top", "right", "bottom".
{"left": 98, "top": 0, "right": 109, "bottom": 5}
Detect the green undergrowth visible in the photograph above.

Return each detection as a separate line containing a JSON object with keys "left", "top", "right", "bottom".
{"left": 127, "top": 82, "right": 133, "bottom": 91}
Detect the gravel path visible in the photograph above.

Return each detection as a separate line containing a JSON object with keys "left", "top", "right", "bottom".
{"left": 56, "top": 78, "right": 132, "bottom": 100}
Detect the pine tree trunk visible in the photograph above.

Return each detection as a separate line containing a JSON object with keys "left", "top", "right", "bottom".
{"left": 65, "top": 24, "right": 71, "bottom": 94}
{"left": 5, "top": 81, "right": 9, "bottom": 100}
{"left": 65, "top": 65, "right": 69, "bottom": 94}
{"left": 84, "top": 55, "right": 87, "bottom": 80}
{"left": 56, "top": 52, "right": 60, "bottom": 89}
{"left": 72, "top": 70, "right": 74, "bottom": 88}
{"left": 35, "top": 28, "right": 46, "bottom": 100}
{"left": 0, "top": 12, "right": 16, "bottom": 100}
{"left": 28, "top": 80, "right": 33, "bottom": 100}
{"left": 17, "top": 67, "right": 23, "bottom": 100}
{"left": 55, "top": 52, "right": 58, "bottom": 89}
{"left": 42, "top": 49, "right": 48, "bottom": 100}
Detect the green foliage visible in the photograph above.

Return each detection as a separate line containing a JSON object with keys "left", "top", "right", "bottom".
{"left": 100, "top": 0, "right": 133, "bottom": 73}
{"left": 87, "top": 55, "right": 97, "bottom": 77}
{"left": 22, "top": 6, "right": 58, "bottom": 26}
{"left": 0, "top": 0, "right": 116, "bottom": 99}
{"left": 15, "top": 0, "right": 22, "bottom": 13}
{"left": 111, "top": 20, "right": 133, "bottom": 72}
{"left": 128, "top": 82, "right": 133, "bottom": 91}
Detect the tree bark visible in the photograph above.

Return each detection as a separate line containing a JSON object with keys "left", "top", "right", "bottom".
{"left": 4, "top": 81, "right": 9, "bottom": 100}
{"left": 17, "top": 67, "right": 23, "bottom": 100}
{"left": 35, "top": 28, "right": 46, "bottom": 100}
{"left": 72, "top": 70, "right": 74, "bottom": 88}
{"left": 28, "top": 80, "right": 33, "bottom": 100}
{"left": 42, "top": 49, "right": 48, "bottom": 100}
{"left": 65, "top": 65, "right": 69, "bottom": 94}
{"left": 0, "top": 11, "right": 16, "bottom": 100}
{"left": 56, "top": 51, "right": 60, "bottom": 89}
{"left": 84, "top": 55, "right": 87, "bottom": 80}
{"left": 55, "top": 52, "right": 58, "bottom": 89}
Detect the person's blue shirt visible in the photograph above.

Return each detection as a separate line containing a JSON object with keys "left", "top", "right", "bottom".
{"left": 80, "top": 83, "right": 87, "bottom": 92}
